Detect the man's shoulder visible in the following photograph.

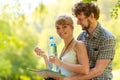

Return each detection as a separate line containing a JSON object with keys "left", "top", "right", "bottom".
{"left": 100, "top": 27, "right": 115, "bottom": 39}
{"left": 77, "top": 31, "right": 85, "bottom": 40}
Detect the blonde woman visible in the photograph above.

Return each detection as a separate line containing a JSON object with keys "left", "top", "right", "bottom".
{"left": 34, "top": 14, "right": 89, "bottom": 80}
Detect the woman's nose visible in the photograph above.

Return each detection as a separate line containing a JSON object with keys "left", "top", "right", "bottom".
{"left": 59, "top": 28, "right": 64, "bottom": 33}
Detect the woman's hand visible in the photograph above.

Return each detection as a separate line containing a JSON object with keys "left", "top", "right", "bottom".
{"left": 34, "top": 47, "right": 46, "bottom": 57}
{"left": 49, "top": 56, "right": 62, "bottom": 66}
{"left": 34, "top": 47, "right": 50, "bottom": 68}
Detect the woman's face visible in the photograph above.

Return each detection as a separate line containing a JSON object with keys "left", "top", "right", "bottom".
{"left": 55, "top": 24, "right": 73, "bottom": 39}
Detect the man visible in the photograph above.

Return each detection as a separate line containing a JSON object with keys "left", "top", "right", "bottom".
{"left": 64, "top": 2, "right": 116, "bottom": 80}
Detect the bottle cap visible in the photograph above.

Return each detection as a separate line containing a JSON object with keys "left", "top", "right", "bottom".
{"left": 50, "top": 36, "right": 54, "bottom": 39}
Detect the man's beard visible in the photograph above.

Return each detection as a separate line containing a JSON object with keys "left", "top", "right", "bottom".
{"left": 83, "top": 20, "right": 91, "bottom": 30}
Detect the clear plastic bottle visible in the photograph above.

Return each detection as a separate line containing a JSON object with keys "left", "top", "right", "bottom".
{"left": 48, "top": 36, "right": 58, "bottom": 72}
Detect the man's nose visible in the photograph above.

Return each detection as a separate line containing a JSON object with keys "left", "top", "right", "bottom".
{"left": 77, "top": 20, "right": 81, "bottom": 25}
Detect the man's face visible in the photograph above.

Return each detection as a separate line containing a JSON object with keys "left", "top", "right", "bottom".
{"left": 76, "top": 12, "right": 91, "bottom": 30}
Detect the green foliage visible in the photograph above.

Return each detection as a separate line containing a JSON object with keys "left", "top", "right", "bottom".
{"left": 0, "top": 20, "right": 11, "bottom": 35}
{"left": 0, "top": 4, "right": 44, "bottom": 79}
{"left": 110, "top": 0, "right": 120, "bottom": 19}
{"left": 40, "top": 4, "right": 46, "bottom": 12}
{"left": 82, "top": 0, "right": 97, "bottom": 2}
{"left": 0, "top": 56, "right": 11, "bottom": 78}
{"left": 0, "top": 0, "right": 120, "bottom": 79}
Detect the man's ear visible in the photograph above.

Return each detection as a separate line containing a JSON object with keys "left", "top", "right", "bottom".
{"left": 90, "top": 13, "right": 94, "bottom": 19}
{"left": 88, "top": 13, "right": 94, "bottom": 21}
{"left": 88, "top": 13, "right": 95, "bottom": 23}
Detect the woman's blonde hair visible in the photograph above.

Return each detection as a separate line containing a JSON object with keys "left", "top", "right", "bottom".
{"left": 55, "top": 14, "right": 74, "bottom": 27}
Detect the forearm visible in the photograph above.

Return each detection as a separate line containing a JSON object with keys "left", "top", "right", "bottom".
{"left": 43, "top": 55, "right": 50, "bottom": 69}
{"left": 66, "top": 67, "right": 102, "bottom": 80}
{"left": 79, "top": 68, "right": 102, "bottom": 79}
{"left": 79, "top": 59, "right": 111, "bottom": 80}
{"left": 34, "top": 47, "right": 50, "bottom": 68}
{"left": 60, "top": 62, "right": 89, "bottom": 75}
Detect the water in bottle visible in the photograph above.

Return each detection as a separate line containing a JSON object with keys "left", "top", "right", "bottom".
{"left": 48, "top": 36, "right": 58, "bottom": 72}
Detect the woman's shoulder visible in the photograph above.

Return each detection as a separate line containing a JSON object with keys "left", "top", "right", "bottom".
{"left": 73, "top": 40, "right": 85, "bottom": 50}
{"left": 75, "top": 40, "right": 84, "bottom": 45}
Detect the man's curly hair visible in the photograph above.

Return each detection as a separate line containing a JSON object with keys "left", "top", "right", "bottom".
{"left": 72, "top": 2, "right": 100, "bottom": 20}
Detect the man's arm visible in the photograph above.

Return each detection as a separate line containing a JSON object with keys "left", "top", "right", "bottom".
{"left": 63, "top": 59, "right": 111, "bottom": 80}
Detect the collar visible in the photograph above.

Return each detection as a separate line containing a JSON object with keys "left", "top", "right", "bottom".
{"left": 84, "top": 22, "right": 102, "bottom": 39}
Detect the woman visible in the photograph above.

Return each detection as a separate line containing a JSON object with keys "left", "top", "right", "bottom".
{"left": 34, "top": 14, "right": 89, "bottom": 79}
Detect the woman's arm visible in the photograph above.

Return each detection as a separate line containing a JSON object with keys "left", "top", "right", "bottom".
{"left": 34, "top": 47, "right": 50, "bottom": 69}
{"left": 42, "top": 55, "right": 50, "bottom": 69}
{"left": 74, "top": 41, "right": 89, "bottom": 74}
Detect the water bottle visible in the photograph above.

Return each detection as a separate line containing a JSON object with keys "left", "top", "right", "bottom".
{"left": 48, "top": 36, "right": 58, "bottom": 72}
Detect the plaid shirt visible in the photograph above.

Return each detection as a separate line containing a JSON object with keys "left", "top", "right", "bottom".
{"left": 77, "top": 23, "right": 116, "bottom": 80}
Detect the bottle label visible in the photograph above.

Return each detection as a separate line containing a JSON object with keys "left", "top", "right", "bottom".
{"left": 49, "top": 46, "right": 57, "bottom": 56}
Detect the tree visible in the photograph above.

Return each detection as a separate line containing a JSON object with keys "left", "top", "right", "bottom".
{"left": 0, "top": 1, "right": 44, "bottom": 79}
{"left": 111, "top": 0, "right": 120, "bottom": 19}
{"left": 82, "top": 0, "right": 120, "bottom": 19}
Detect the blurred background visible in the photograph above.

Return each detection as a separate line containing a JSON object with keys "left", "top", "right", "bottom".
{"left": 0, "top": 0, "right": 120, "bottom": 80}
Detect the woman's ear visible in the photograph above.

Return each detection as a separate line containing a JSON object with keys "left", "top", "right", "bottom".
{"left": 72, "top": 25, "right": 74, "bottom": 29}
